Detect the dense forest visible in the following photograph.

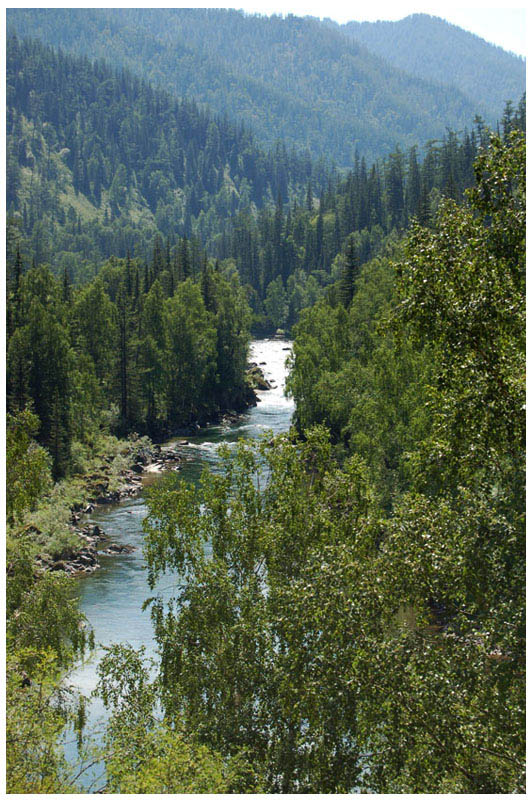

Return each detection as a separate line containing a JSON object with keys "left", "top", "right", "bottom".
{"left": 7, "top": 36, "right": 331, "bottom": 280}
{"left": 6, "top": 8, "right": 515, "bottom": 165}
{"left": 127, "top": 128, "right": 525, "bottom": 794}
{"left": 5, "top": 8, "right": 526, "bottom": 796}
{"left": 341, "top": 13, "right": 525, "bottom": 116}
{"left": 6, "top": 35, "right": 525, "bottom": 334}
{"left": 217, "top": 112, "right": 524, "bottom": 329}
{"left": 7, "top": 245, "right": 253, "bottom": 478}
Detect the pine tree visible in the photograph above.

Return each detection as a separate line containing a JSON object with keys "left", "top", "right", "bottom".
{"left": 11, "top": 246, "right": 24, "bottom": 331}
{"left": 201, "top": 256, "right": 215, "bottom": 312}
{"left": 306, "top": 181, "right": 313, "bottom": 212}
{"left": 339, "top": 235, "right": 359, "bottom": 308}
{"left": 516, "top": 93, "right": 526, "bottom": 133}
{"left": 179, "top": 236, "right": 190, "bottom": 279}
{"left": 116, "top": 282, "right": 132, "bottom": 432}
{"left": 385, "top": 149, "right": 405, "bottom": 229}
{"left": 125, "top": 249, "right": 133, "bottom": 295}
{"left": 502, "top": 100, "right": 515, "bottom": 141}
{"left": 134, "top": 269, "right": 140, "bottom": 307}
{"left": 406, "top": 147, "right": 421, "bottom": 218}
{"left": 417, "top": 178, "right": 431, "bottom": 227}
{"left": 316, "top": 200, "right": 324, "bottom": 268}
{"left": 143, "top": 262, "right": 150, "bottom": 294}
{"left": 62, "top": 267, "right": 72, "bottom": 304}
{"left": 152, "top": 235, "right": 164, "bottom": 277}
{"left": 13, "top": 246, "right": 23, "bottom": 294}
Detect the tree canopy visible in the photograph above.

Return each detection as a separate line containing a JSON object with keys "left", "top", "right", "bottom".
{"left": 88, "top": 131, "right": 527, "bottom": 793}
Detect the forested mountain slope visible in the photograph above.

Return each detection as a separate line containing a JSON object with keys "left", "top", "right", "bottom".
{"left": 215, "top": 99, "right": 524, "bottom": 331}
{"left": 341, "top": 14, "right": 525, "bottom": 118}
{"left": 8, "top": 7, "right": 488, "bottom": 165}
{"left": 8, "top": 34, "right": 524, "bottom": 328}
{"left": 7, "top": 36, "right": 328, "bottom": 278}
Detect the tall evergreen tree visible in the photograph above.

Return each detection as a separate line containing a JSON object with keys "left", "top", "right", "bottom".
{"left": 339, "top": 235, "right": 360, "bottom": 308}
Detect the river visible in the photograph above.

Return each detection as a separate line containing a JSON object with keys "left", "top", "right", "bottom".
{"left": 66, "top": 338, "right": 293, "bottom": 789}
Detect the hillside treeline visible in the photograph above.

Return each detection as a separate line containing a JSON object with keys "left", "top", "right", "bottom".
{"left": 7, "top": 244, "right": 252, "bottom": 478}
{"left": 7, "top": 35, "right": 331, "bottom": 281}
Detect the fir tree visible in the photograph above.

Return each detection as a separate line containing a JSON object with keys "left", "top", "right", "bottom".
{"left": 340, "top": 235, "right": 360, "bottom": 308}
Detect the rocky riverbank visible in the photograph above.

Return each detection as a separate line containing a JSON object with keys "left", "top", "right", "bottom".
{"left": 31, "top": 373, "right": 269, "bottom": 578}
{"left": 33, "top": 443, "right": 184, "bottom": 577}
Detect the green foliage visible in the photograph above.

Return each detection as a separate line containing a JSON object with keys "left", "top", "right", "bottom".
{"left": 7, "top": 653, "right": 79, "bottom": 793}
{"left": 359, "top": 482, "right": 524, "bottom": 792}
{"left": 142, "top": 430, "right": 379, "bottom": 792}
{"left": 97, "top": 644, "right": 261, "bottom": 793}
{"left": 287, "top": 252, "right": 432, "bottom": 505}
{"left": 6, "top": 408, "right": 52, "bottom": 522}
{"left": 264, "top": 275, "right": 288, "bottom": 330}
{"left": 394, "top": 131, "right": 525, "bottom": 494}
{"left": 132, "top": 131, "right": 525, "bottom": 793}
{"left": 7, "top": 282, "right": 73, "bottom": 477}
{"left": 7, "top": 248, "right": 253, "bottom": 474}
{"left": 3, "top": 19, "right": 525, "bottom": 794}
{"left": 8, "top": 432, "right": 149, "bottom": 562}
{"left": 6, "top": 537, "right": 94, "bottom": 793}
{"left": 7, "top": 31, "right": 523, "bottom": 334}
{"left": 7, "top": 545, "right": 90, "bottom": 670}
{"left": 339, "top": 233, "right": 360, "bottom": 307}
{"left": 216, "top": 115, "right": 512, "bottom": 327}
{"left": 73, "top": 278, "right": 117, "bottom": 382}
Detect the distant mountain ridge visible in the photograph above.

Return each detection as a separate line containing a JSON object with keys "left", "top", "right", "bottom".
{"left": 339, "top": 14, "right": 525, "bottom": 120}
{"left": 6, "top": 7, "right": 503, "bottom": 166}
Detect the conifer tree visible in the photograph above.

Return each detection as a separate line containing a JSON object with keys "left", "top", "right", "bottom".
{"left": 134, "top": 268, "right": 140, "bottom": 306}
{"left": 179, "top": 236, "right": 190, "bottom": 279}
{"left": 143, "top": 262, "right": 150, "bottom": 294}
{"left": 406, "top": 146, "right": 421, "bottom": 217}
{"left": 9, "top": 246, "right": 24, "bottom": 334}
{"left": 152, "top": 235, "right": 164, "bottom": 277}
{"left": 316, "top": 200, "right": 324, "bottom": 268}
{"left": 339, "top": 234, "right": 359, "bottom": 308}
{"left": 125, "top": 249, "right": 133, "bottom": 295}
{"left": 306, "top": 181, "right": 313, "bottom": 212}
{"left": 62, "top": 267, "right": 72, "bottom": 304}
{"left": 201, "top": 256, "right": 215, "bottom": 312}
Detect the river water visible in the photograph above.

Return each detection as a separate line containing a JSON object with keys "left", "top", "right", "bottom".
{"left": 67, "top": 339, "right": 293, "bottom": 788}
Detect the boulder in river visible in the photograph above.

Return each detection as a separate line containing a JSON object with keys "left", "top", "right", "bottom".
{"left": 102, "top": 543, "right": 136, "bottom": 555}
{"left": 246, "top": 364, "right": 271, "bottom": 390}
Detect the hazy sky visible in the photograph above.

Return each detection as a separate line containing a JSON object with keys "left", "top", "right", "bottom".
{"left": 231, "top": 3, "right": 527, "bottom": 56}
